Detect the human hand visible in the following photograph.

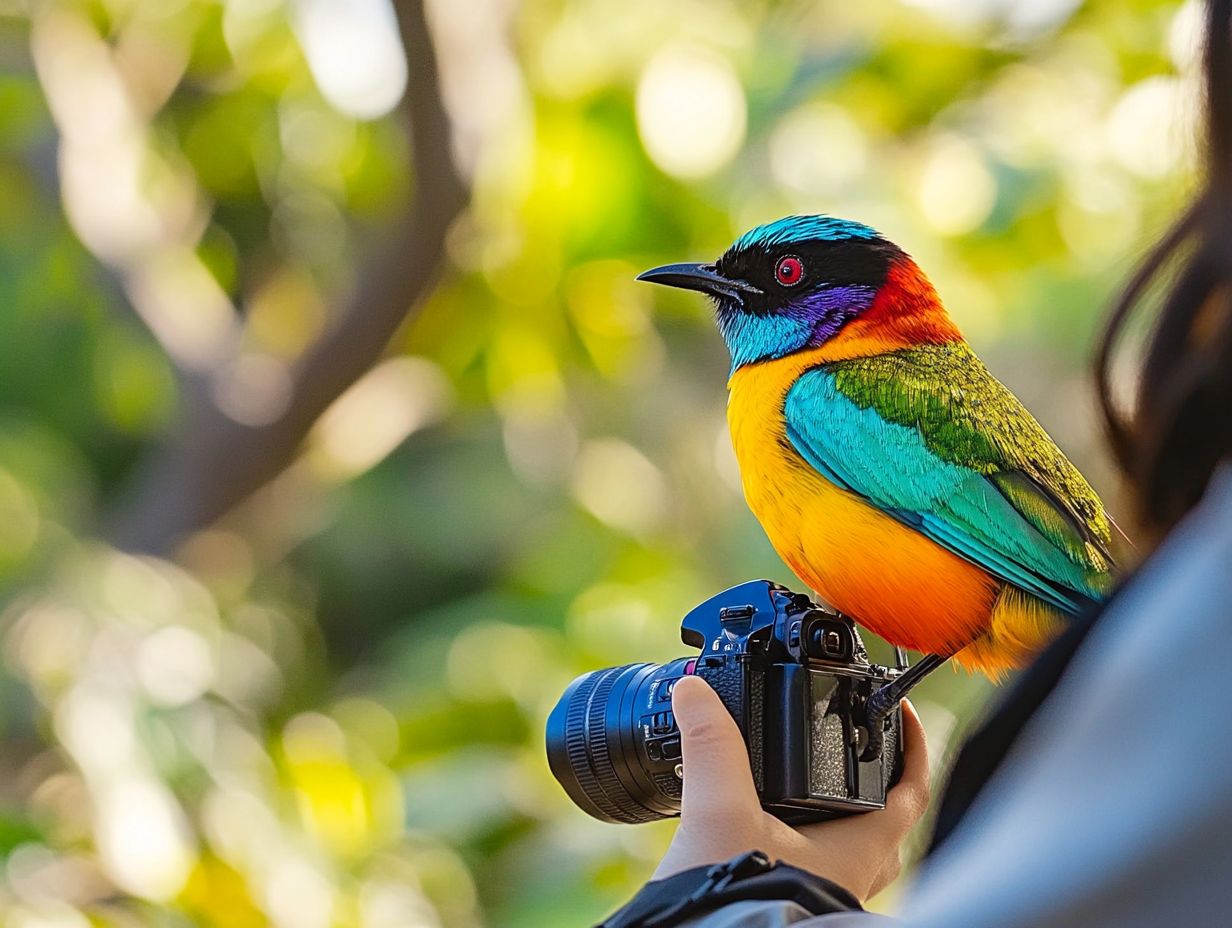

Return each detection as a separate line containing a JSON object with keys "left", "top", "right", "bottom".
{"left": 651, "top": 674, "right": 931, "bottom": 903}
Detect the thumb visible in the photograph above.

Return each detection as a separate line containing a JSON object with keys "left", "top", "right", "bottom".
{"left": 671, "top": 675, "right": 761, "bottom": 820}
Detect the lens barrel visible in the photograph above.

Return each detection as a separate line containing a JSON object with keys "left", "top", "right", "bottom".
{"left": 545, "top": 660, "right": 689, "bottom": 824}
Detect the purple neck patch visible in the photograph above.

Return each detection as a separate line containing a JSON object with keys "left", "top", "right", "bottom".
{"left": 799, "top": 285, "right": 878, "bottom": 345}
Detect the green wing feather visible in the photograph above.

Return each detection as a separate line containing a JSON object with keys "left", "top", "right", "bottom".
{"left": 783, "top": 341, "right": 1115, "bottom": 615}
{"left": 826, "top": 342, "right": 1114, "bottom": 582}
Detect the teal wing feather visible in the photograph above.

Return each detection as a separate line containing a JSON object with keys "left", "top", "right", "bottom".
{"left": 783, "top": 344, "right": 1114, "bottom": 615}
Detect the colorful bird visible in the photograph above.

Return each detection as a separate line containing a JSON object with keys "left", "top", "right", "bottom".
{"left": 639, "top": 216, "right": 1116, "bottom": 678}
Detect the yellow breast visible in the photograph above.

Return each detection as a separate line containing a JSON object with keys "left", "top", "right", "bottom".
{"left": 726, "top": 350, "right": 998, "bottom": 656}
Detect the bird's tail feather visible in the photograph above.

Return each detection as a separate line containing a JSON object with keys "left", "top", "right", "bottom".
{"left": 952, "top": 584, "right": 1066, "bottom": 679}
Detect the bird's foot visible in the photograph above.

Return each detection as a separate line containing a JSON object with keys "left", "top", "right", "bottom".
{"left": 859, "top": 652, "right": 948, "bottom": 762}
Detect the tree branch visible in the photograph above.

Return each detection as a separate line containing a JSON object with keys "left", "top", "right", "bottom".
{"left": 107, "top": 0, "right": 467, "bottom": 554}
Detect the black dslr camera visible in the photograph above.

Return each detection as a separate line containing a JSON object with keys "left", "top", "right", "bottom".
{"left": 546, "top": 580, "right": 904, "bottom": 825}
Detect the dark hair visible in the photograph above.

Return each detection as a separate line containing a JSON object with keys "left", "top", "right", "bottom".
{"left": 1096, "top": 0, "right": 1232, "bottom": 534}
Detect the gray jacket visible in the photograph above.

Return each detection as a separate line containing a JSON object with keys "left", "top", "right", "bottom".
{"left": 688, "top": 464, "right": 1232, "bottom": 928}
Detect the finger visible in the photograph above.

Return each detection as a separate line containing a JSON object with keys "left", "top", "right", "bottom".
{"left": 885, "top": 699, "right": 930, "bottom": 819}
{"left": 671, "top": 675, "right": 761, "bottom": 819}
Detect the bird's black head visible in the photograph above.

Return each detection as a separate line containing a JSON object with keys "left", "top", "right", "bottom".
{"left": 638, "top": 215, "right": 906, "bottom": 369}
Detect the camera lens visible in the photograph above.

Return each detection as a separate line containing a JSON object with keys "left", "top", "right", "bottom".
{"left": 546, "top": 659, "right": 690, "bottom": 824}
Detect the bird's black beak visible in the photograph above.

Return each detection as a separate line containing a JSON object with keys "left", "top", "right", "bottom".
{"left": 636, "top": 262, "right": 761, "bottom": 304}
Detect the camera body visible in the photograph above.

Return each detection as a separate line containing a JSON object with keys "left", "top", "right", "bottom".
{"left": 546, "top": 580, "right": 903, "bottom": 825}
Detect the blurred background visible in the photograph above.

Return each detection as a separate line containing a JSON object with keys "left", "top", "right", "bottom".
{"left": 0, "top": 0, "right": 1198, "bottom": 924}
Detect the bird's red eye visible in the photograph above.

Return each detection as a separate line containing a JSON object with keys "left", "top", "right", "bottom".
{"left": 775, "top": 255, "right": 804, "bottom": 286}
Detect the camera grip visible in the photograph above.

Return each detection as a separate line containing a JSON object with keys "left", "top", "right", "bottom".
{"left": 693, "top": 659, "right": 745, "bottom": 720}
{"left": 693, "top": 658, "right": 764, "bottom": 791}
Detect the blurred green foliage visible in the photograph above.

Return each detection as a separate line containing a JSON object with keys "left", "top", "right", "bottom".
{"left": 0, "top": 0, "right": 1196, "bottom": 925}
